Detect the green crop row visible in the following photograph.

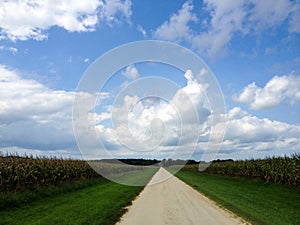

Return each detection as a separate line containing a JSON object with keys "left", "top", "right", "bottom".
{"left": 0, "top": 155, "right": 100, "bottom": 192}
{"left": 182, "top": 154, "right": 300, "bottom": 188}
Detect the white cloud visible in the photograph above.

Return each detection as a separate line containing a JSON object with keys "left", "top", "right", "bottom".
{"left": 99, "top": 0, "right": 132, "bottom": 24}
{"left": 196, "top": 106, "right": 300, "bottom": 159}
{"left": 0, "top": 65, "right": 75, "bottom": 149}
{"left": 216, "top": 107, "right": 300, "bottom": 156}
{"left": 154, "top": 0, "right": 245, "bottom": 57}
{"left": 154, "top": 0, "right": 300, "bottom": 57}
{"left": 0, "top": 46, "right": 18, "bottom": 55}
{"left": 0, "top": 65, "right": 109, "bottom": 154}
{"left": 233, "top": 74, "right": 300, "bottom": 109}
{"left": 194, "top": 0, "right": 246, "bottom": 57}
{"left": 154, "top": 1, "right": 197, "bottom": 42}
{"left": 122, "top": 64, "right": 139, "bottom": 80}
{"left": 289, "top": 3, "right": 300, "bottom": 33}
{"left": 103, "top": 81, "right": 300, "bottom": 159}
{"left": 225, "top": 107, "right": 299, "bottom": 142}
{"left": 248, "top": 0, "right": 293, "bottom": 30}
{"left": 84, "top": 58, "right": 90, "bottom": 63}
{"left": 95, "top": 69, "right": 211, "bottom": 159}
{"left": 0, "top": 0, "right": 132, "bottom": 41}
{"left": 198, "top": 68, "right": 208, "bottom": 77}
{"left": 137, "top": 24, "right": 147, "bottom": 37}
{"left": 1, "top": 65, "right": 299, "bottom": 159}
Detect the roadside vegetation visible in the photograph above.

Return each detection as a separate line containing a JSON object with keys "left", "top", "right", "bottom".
{"left": 175, "top": 170, "right": 300, "bottom": 225}
{"left": 182, "top": 154, "right": 300, "bottom": 187}
{"left": 0, "top": 154, "right": 158, "bottom": 225}
{"left": 0, "top": 154, "right": 160, "bottom": 192}
{"left": 0, "top": 154, "right": 100, "bottom": 192}
{"left": 2, "top": 153, "right": 299, "bottom": 224}
{"left": 170, "top": 154, "right": 300, "bottom": 225}
{"left": 0, "top": 168, "right": 157, "bottom": 225}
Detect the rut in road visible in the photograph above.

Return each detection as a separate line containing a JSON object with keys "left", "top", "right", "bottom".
{"left": 117, "top": 167, "right": 249, "bottom": 225}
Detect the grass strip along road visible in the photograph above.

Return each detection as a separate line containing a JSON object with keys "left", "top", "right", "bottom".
{"left": 175, "top": 170, "right": 300, "bottom": 225}
{"left": 0, "top": 168, "right": 157, "bottom": 225}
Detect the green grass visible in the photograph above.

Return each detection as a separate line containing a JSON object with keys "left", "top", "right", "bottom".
{"left": 175, "top": 170, "right": 300, "bottom": 225}
{"left": 0, "top": 178, "right": 105, "bottom": 210}
{"left": 0, "top": 168, "right": 157, "bottom": 225}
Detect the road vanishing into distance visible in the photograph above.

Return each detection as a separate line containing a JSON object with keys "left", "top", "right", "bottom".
{"left": 117, "top": 168, "right": 248, "bottom": 225}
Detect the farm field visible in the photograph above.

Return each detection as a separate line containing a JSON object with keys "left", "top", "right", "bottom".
{"left": 0, "top": 155, "right": 153, "bottom": 193}
{"left": 175, "top": 170, "right": 300, "bottom": 225}
{"left": 0, "top": 168, "right": 157, "bottom": 225}
{"left": 183, "top": 154, "right": 300, "bottom": 188}
{"left": 1, "top": 154, "right": 299, "bottom": 225}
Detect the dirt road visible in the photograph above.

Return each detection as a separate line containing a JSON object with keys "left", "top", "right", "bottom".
{"left": 117, "top": 168, "right": 248, "bottom": 225}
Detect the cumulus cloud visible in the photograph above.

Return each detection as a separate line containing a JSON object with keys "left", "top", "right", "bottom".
{"left": 93, "top": 69, "right": 211, "bottom": 159}
{"left": 213, "top": 107, "right": 300, "bottom": 157}
{"left": 233, "top": 74, "right": 300, "bottom": 109}
{"left": 0, "top": 65, "right": 74, "bottom": 150}
{"left": 153, "top": 0, "right": 245, "bottom": 57}
{"left": 196, "top": 105, "right": 300, "bottom": 159}
{"left": 0, "top": 65, "right": 108, "bottom": 154}
{"left": 99, "top": 0, "right": 132, "bottom": 24}
{"left": 225, "top": 107, "right": 300, "bottom": 143}
{"left": 1, "top": 65, "right": 299, "bottom": 159}
{"left": 154, "top": 1, "right": 197, "bottom": 42}
{"left": 122, "top": 64, "right": 139, "bottom": 80}
{"left": 154, "top": 0, "right": 300, "bottom": 57}
{"left": 193, "top": 0, "right": 246, "bottom": 57}
{"left": 0, "top": 0, "right": 132, "bottom": 41}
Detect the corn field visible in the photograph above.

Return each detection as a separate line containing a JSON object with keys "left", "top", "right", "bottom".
{"left": 183, "top": 154, "right": 300, "bottom": 188}
{"left": 0, "top": 155, "right": 100, "bottom": 192}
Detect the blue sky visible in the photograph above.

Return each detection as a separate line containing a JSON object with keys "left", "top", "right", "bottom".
{"left": 0, "top": 0, "right": 299, "bottom": 160}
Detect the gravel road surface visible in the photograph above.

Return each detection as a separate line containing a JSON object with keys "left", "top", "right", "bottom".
{"left": 117, "top": 168, "right": 248, "bottom": 225}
